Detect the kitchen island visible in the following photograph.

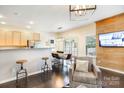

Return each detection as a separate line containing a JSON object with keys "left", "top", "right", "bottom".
{"left": 0, "top": 47, "right": 53, "bottom": 84}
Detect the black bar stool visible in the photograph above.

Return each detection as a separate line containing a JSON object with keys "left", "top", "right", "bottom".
{"left": 41, "top": 57, "right": 51, "bottom": 80}
{"left": 16, "top": 60, "right": 28, "bottom": 85}
{"left": 41, "top": 57, "right": 50, "bottom": 72}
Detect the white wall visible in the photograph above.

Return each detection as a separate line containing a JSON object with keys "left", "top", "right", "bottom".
{"left": 39, "top": 32, "right": 56, "bottom": 47}
{"left": 0, "top": 48, "right": 52, "bottom": 84}
{"left": 56, "top": 23, "right": 96, "bottom": 57}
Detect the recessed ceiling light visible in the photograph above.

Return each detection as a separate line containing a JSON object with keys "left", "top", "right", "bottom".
{"left": 0, "top": 14, "right": 4, "bottom": 18}
{"left": 0, "top": 21, "right": 6, "bottom": 24}
{"left": 29, "top": 21, "right": 34, "bottom": 25}
{"left": 13, "top": 12, "right": 19, "bottom": 16}
{"left": 26, "top": 25, "right": 31, "bottom": 29}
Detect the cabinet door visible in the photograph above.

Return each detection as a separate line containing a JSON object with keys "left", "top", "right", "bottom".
{"left": 12, "top": 31, "right": 21, "bottom": 46}
{"left": 33, "top": 33, "right": 40, "bottom": 41}
{"left": 0, "top": 31, "right": 5, "bottom": 46}
{"left": 5, "top": 31, "right": 13, "bottom": 46}
{"left": 21, "top": 32, "right": 27, "bottom": 47}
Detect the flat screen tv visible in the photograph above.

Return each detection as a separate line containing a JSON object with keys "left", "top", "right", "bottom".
{"left": 99, "top": 31, "right": 124, "bottom": 47}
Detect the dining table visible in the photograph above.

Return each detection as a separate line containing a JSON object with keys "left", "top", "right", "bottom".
{"left": 51, "top": 52, "right": 74, "bottom": 67}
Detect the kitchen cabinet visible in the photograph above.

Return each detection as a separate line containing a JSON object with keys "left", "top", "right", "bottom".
{"left": 0, "top": 31, "right": 40, "bottom": 47}
{"left": 33, "top": 33, "right": 40, "bottom": 41}
{"left": 5, "top": 31, "right": 13, "bottom": 46}
{"left": 12, "top": 31, "right": 21, "bottom": 46}
{"left": 0, "top": 31, "right": 6, "bottom": 46}
{"left": 21, "top": 32, "right": 28, "bottom": 47}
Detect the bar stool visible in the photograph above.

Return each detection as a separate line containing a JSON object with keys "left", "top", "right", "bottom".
{"left": 16, "top": 60, "right": 28, "bottom": 85}
{"left": 41, "top": 57, "right": 50, "bottom": 72}
{"left": 41, "top": 57, "right": 52, "bottom": 80}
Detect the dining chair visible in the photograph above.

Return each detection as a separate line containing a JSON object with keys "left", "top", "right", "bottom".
{"left": 56, "top": 51, "right": 64, "bottom": 53}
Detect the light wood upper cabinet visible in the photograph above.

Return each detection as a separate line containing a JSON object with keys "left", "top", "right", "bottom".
{"left": 5, "top": 31, "right": 13, "bottom": 46}
{"left": 0, "top": 31, "right": 40, "bottom": 47}
{"left": 0, "top": 31, "right": 6, "bottom": 46}
{"left": 21, "top": 32, "right": 27, "bottom": 46}
{"left": 12, "top": 31, "right": 21, "bottom": 46}
{"left": 33, "top": 33, "right": 40, "bottom": 41}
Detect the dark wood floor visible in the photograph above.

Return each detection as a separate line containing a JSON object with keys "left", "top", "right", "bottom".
{"left": 0, "top": 65, "right": 124, "bottom": 88}
{"left": 0, "top": 65, "right": 69, "bottom": 88}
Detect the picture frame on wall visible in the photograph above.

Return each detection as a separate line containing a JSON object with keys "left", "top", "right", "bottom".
{"left": 50, "top": 40, "right": 54, "bottom": 44}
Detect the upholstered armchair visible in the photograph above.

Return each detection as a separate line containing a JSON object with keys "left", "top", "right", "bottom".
{"left": 69, "top": 57, "right": 102, "bottom": 88}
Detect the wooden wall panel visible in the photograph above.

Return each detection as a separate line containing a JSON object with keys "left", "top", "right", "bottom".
{"left": 96, "top": 13, "right": 124, "bottom": 72}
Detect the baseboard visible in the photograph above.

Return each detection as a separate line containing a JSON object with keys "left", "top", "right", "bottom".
{"left": 98, "top": 66, "right": 124, "bottom": 74}
{"left": 0, "top": 77, "right": 16, "bottom": 84}
{"left": 28, "top": 70, "right": 41, "bottom": 76}
{"left": 0, "top": 70, "right": 42, "bottom": 84}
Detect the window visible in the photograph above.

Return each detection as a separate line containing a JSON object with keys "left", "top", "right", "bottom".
{"left": 86, "top": 36, "right": 96, "bottom": 56}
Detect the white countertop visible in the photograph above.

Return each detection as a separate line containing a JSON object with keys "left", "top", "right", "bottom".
{"left": 0, "top": 47, "right": 54, "bottom": 51}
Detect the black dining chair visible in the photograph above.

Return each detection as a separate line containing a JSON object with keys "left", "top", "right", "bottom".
{"left": 66, "top": 54, "right": 72, "bottom": 60}
{"left": 64, "top": 54, "right": 72, "bottom": 67}
{"left": 56, "top": 51, "right": 64, "bottom": 53}
{"left": 51, "top": 53, "right": 57, "bottom": 58}
{"left": 51, "top": 53, "right": 64, "bottom": 71}
{"left": 51, "top": 53, "right": 61, "bottom": 65}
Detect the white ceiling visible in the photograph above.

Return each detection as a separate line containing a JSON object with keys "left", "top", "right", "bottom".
{"left": 0, "top": 5, "right": 124, "bottom": 32}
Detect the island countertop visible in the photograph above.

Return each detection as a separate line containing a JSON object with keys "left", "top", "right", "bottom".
{"left": 0, "top": 47, "right": 54, "bottom": 51}
{"left": 0, "top": 46, "right": 53, "bottom": 84}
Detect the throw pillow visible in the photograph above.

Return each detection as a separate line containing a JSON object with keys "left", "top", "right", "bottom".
{"left": 76, "top": 59, "right": 89, "bottom": 72}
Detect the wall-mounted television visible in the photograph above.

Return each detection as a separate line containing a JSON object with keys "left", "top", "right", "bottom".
{"left": 99, "top": 31, "right": 124, "bottom": 47}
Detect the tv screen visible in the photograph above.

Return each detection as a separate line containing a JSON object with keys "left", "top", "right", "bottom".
{"left": 99, "top": 31, "right": 124, "bottom": 47}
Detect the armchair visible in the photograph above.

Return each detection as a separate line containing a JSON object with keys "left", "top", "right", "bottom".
{"left": 69, "top": 57, "right": 102, "bottom": 88}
